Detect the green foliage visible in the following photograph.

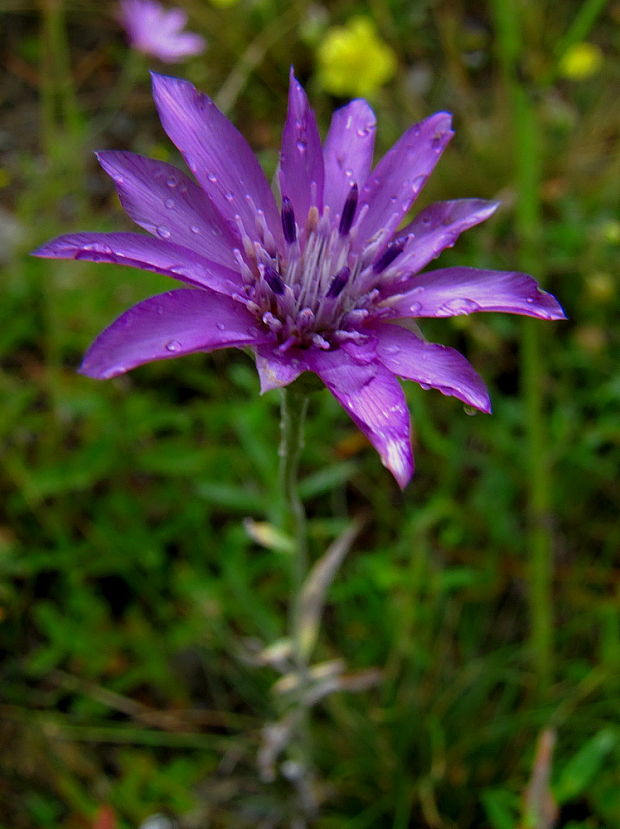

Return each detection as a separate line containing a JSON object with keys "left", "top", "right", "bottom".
{"left": 1, "top": 0, "right": 620, "bottom": 826}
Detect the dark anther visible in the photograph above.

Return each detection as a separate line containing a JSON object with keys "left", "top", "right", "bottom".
{"left": 326, "top": 266, "right": 350, "bottom": 299}
{"left": 372, "top": 236, "right": 407, "bottom": 273}
{"left": 338, "top": 183, "right": 358, "bottom": 236}
{"left": 281, "top": 196, "right": 297, "bottom": 244}
{"left": 263, "top": 264, "right": 285, "bottom": 295}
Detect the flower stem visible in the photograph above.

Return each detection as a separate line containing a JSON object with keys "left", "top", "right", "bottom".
{"left": 278, "top": 386, "right": 316, "bottom": 821}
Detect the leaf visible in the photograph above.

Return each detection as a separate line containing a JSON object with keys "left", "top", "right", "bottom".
{"left": 243, "top": 518, "right": 294, "bottom": 553}
{"left": 481, "top": 788, "right": 519, "bottom": 829}
{"left": 296, "top": 519, "right": 363, "bottom": 660}
{"left": 554, "top": 728, "right": 616, "bottom": 805}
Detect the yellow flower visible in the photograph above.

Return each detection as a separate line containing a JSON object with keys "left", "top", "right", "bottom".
{"left": 316, "top": 17, "right": 397, "bottom": 98}
{"left": 558, "top": 42, "right": 603, "bottom": 80}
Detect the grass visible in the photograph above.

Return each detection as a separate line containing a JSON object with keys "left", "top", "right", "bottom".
{"left": 1, "top": 0, "right": 620, "bottom": 826}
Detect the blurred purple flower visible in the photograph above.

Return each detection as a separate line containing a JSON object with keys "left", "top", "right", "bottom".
{"left": 119, "top": 0, "right": 205, "bottom": 63}
{"left": 33, "top": 72, "right": 565, "bottom": 487}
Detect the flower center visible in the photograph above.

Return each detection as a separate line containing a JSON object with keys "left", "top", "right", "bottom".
{"left": 232, "top": 186, "right": 404, "bottom": 352}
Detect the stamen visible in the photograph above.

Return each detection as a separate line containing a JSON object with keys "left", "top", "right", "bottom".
{"left": 334, "top": 329, "right": 369, "bottom": 344}
{"left": 306, "top": 205, "right": 320, "bottom": 233}
{"left": 372, "top": 236, "right": 408, "bottom": 273}
{"left": 262, "top": 311, "right": 282, "bottom": 330}
{"left": 297, "top": 308, "right": 315, "bottom": 329}
{"left": 326, "top": 266, "right": 350, "bottom": 299}
{"left": 339, "top": 183, "right": 358, "bottom": 236}
{"left": 312, "top": 333, "right": 331, "bottom": 350}
{"left": 263, "top": 264, "right": 285, "bottom": 295}
{"left": 281, "top": 196, "right": 297, "bottom": 244}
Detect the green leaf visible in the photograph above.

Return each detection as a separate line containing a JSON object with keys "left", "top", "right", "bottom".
{"left": 481, "top": 788, "right": 519, "bottom": 829}
{"left": 554, "top": 729, "right": 616, "bottom": 804}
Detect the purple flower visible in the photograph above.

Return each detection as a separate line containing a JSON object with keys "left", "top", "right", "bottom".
{"left": 33, "top": 72, "right": 565, "bottom": 487}
{"left": 119, "top": 0, "right": 205, "bottom": 63}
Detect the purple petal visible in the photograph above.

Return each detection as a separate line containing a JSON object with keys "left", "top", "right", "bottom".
{"left": 31, "top": 232, "right": 242, "bottom": 295}
{"left": 278, "top": 70, "right": 324, "bottom": 222}
{"left": 356, "top": 112, "right": 454, "bottom": 246}
{"left": 305, "top": 346, "right": 413, "bottom": 488}
{"left": 96, "top": 151, "right": 239, "bottom": 267}
{"left": 322, "top": 99, "right": 376, "bottom": 222}
{"left": 373, "top": 323, "right": 491, "bottom": 412}
{"left": 80, "top": 289, "right": 269, "bottom": 379}
{"left": 381, "top": 267, "right": 567, "bottom": 321}
{"left": 255, "top": 346, "right": 305, "bottom": 392}
{"left": 395, "top": 199, "right": 500, "bottom": 275}
{"left": 151, "top": 73, "right": 280, "bottom": 240}
{"left": 119, "top": 0, "right": 205, "bottom": 62}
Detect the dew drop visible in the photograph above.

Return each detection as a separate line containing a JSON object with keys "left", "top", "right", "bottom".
{"left": 408, "top": 301, "right": 422, "bottom": 314}
{"left": 164, "top": 198, "right": 175, "bottom": 209}
{"left": 296, "top": 139, "right": 307, "bottom": 153}
{"left": 190, "top": 225, "right": 200, "bottom": 234}
{"left": 216, "top": 323, "right": 225, "bottom": 331}
{"left": 166, "top": 176, "right": 177, "bottom": 188}
{"left": 156, "top": 226, "right": 171, "bottom": 239}
{"left": 165, "top": 340, "right": 181, "bottom": 352}
{"left": 419, "top": 382, "right": 432, "bottom": 390}
{"left": 344, "top": 168, "right": 354, "bottom": 178}
{"left": 439, "top": 297, "right": 479, "bottom": 315}
{"left": 356, "top": 127, "right": 370, "bottom": 137}
{"left": 412, "top": 125, "right": 421, "bottom": 136}
{"left": 207, "top": 172, "right": 218, "bottom": 183}
{"left": 411, "top": 175, "right": 427, "bottom": 194}
{"left": 224, "top": 191, "right": 234, "bottom": 201}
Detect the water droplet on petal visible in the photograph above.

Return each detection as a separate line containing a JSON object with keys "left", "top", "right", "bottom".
{"left": 165, "top": 340, "right": 181, "bottom": 352}
{"left": 411, "top": 175, "right": 427, "bottom": 194}
{"left": 164, "top": 198, "right": 175, "bottom": 209}
{"left": 440, "top": 297, "right": 480, "bottom": 315}
{"left": 408, "top": 301, "right": 422, "bottom": 314}
{"left": 207, "top": 172, "right": 218, "bottom": 183}
{"left": 419, "top": 382, "right": 432, "bottom": 390}
{"left": 296, "top": 139, "right": 307, "bottom": 153}
{"left": 167, "top": 176, "right": 177, "bottom": 188}
{"left": 216, "top": 323, "right": 225, "bottom": 331}
{"left": 190, "top": 225, "right": 200, "bottom": 234}
{"left": 156, "top": 226, "right": 171, "bottom": 239}
{"left": 224, "top": 192, "right": 234, "bottom": 201}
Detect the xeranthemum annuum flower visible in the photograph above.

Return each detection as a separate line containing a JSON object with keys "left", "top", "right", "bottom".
{"left": 119, "top": 0, "right": 205, "bottom": 63}
{"left": 33, "top": 71, "right": 565, "bottom": 487}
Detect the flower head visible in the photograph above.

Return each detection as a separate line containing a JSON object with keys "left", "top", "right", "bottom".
{"left": 316, "top": 17, "right": 397, "bottom": 98}
{"left": 558, "top": 42, "right": 603, "bottom": 80}
{"left": 33, "top": 71, "right": 565, "bottom": 487}
{"left": 119, "top": 0, "right": 206, "bottom": 63}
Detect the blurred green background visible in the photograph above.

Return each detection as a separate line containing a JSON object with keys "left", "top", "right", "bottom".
{"left": 1, "top": 0, "right": 619, "bottom": 826}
